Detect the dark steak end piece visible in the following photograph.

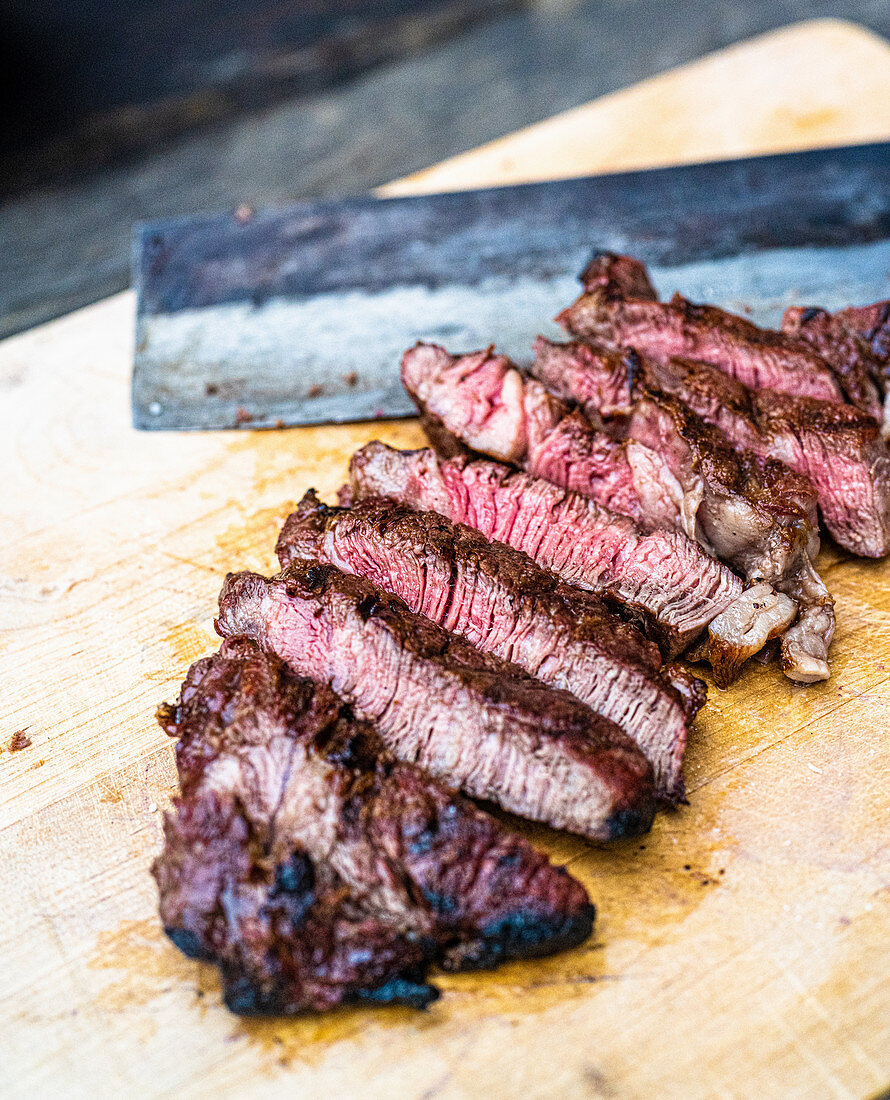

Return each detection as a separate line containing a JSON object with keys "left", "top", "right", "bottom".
{"left": 157, "top": 792, "right": 437, "bottom": 1014}
{"left": 216, "top": 564, "right": 656, "bottom": 841}
{"left": 277, "top": 490, "right": 703, "bottom": 800}
{"left": 153, "top": 638, "right": 595, "bottom": 1014}
{"left": 557, "top": 253, "right": 845, "bottom": 405}
{"left": 342, "top": 442, "right": 745, "bottom": 660}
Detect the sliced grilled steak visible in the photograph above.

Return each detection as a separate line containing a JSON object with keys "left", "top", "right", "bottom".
{"left": 530, "top": 338, "right": 832, "bottom": 681}
{"left": 404, "top": 339, "right": 813, "bottom": 649}
{"left": 780, "top": 305, "right": 883, "bottom": 423}
{"left": 277, "top": 491, "right": 704, "bottom": 799}
{"left": 832, "top": 300, "right": 890, "bottom": 434}
{"left": 795, "top": 302, "right": 890, "bottom": 432}
{"left": 158, "top": 793, "right": 438, "bottom": 1014}
{"left": 418, "top": 336, "right": 818, "bottom": 587}
{"left": 636, "top": 355, "right": 890, "bottom": 559}
{"left": 154, "top": 638, "right": 595, "bottom": 1014}
{"left": 622, "top": 385, "right": 832, "bottom": 680}
{"left": 401, "top": 340, "right": 656, "bottom": 525}
{"left": 216, "top": 565, "right": 657, "bottom": 840}
{"left": 341, "top": 442, "right": 788, "bottom": 685}
{"left": 401, "top": 343, "right": 816, "bottom": 677}
{"left": 624, "top": 370, "right": 817, "bottom": 570}
{"left": 557, "top": 252, "right": 846, "bottom": 405}
{"left": 533, "top": 335, "right": 636, "bottom": 419}
{"left": 534, "top": 338, "right": 817, "bottom": 542}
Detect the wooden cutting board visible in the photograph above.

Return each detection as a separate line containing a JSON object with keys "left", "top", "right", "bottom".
{"left": 3, "top": 18, "right": 890, "bottom": 1100}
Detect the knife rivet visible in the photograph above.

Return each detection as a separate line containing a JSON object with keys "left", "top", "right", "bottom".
{"left": 149, "top": 401, "right": 163, "bottom": 416}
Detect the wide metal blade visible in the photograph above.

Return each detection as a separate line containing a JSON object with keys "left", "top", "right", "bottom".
{"left": 132, "top": 143, "right": 890, "bottom": 430}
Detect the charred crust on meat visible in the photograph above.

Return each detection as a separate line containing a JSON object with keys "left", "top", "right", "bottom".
{"left": 153, "top": 639, "right": 597, "bottom": 1015}
{"left": 270, "top": 851, "right": 316, "bottom": 918}
{"left": 356, "top": 975, "right": 440, "bottom": 1009}
{"left": 607, "top": 800, "right": 657, "bottom": 840}
{"left": 420, "top": 887, "right": 458, "bottom": 915}
{"left": 448, "top": 902, "right": 597, "bottom": 971}
{"left": 579, "top": 250, "right": 621, "bottom": 285}
{"left": 302, "top": 564, "right": 327, "bottom": 592}
{"left": 156, "top": 702, "right": 179, "bottom": 735}
{"left": 356, "top": 593, "right": 379, "bottom": 622}
{"left": 164, "top": 926, "right": 212, "bottom": 960}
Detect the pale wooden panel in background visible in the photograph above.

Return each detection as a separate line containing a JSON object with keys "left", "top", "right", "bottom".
{"left": 384, "top": 19, "right": 890, "bottom": 195}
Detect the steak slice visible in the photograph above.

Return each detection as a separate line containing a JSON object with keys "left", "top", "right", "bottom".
{"left": 216, "top": 564, "right": 657, "bottom": 840}
{"left": 277, "top": 490, "right": 704, "bottom": 800}
{"left": 638, "top": 355, "right": 890, "bottom": 559}
{"left": 557, "top": 253, "right": 845, "bottom": 405}
{"left": 449, "top": 335, "right": 819, "bottom": 584}
{"left": 158, "top": 793, "right": 437, "bottom": 1014}
{"left": 402, "top": 340, "right": 662, "bottom": 527}
{"left": 781, "top": 306, "right": 883, "bottom": 422}
{"left": 811, "top": 300, "right": 890, "bottom": 433}
{"left": 154, "top": 638, "right": 595, "bottom": 1014}
{"left": 532, "top": 335, "right": 636, "bottom": 419}
{"left": 533, "top": 337, "right": 819, "bottom": 553}
{"left": 530, "top": 338, "right": 832, "bottom": 682}
{"left": 402, "top": 339, "right": 814, "bottom": 675}
{"left": 340, "top": 442, "right": 786, "bottom": 687}
{"left": 833, "top": 300, "right": 890, "bottom": 370}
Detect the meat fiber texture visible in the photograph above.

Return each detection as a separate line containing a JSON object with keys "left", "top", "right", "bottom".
{"left": 398, "top": 341, "right": 796, "bottom": 677}
{"left": 153, "top": 638, "right": 595, "bottom": 1015}
{"left": 531, "top": 338, "right": 834, "bottom": 684}
{"left": 216, "top": 562, "right": 657, "bottom": 841}
{"left": 342, "top": 441, "right": 788, "bottom": 688}
{"left": 398, "top": 345, "right": 755, "bottom": 648}
{"left": 639, "top": 355, "right": 890, "bottom": 561}
{"left": 401, "top": 340, "right": 655, "bottom": 527}
{"left": 277, "top": 490, "right": 704, "bottom": 800}
{"left": 558, "top": 252, "right": 849, "bottom": 406}
{"left": 403, "top": 338, "right": 815, "bottom": 604}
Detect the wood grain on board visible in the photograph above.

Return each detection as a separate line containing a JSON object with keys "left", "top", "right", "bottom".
{"left": 2, "top": 18, "right": 890, "bottom": 1100}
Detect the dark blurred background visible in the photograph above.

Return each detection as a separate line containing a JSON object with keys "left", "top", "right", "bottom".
{"left": 2, "top": 0, "right": 890, "bottom": 338}
{"left": 0, "top": 0, "right": 517, "bottom": 196}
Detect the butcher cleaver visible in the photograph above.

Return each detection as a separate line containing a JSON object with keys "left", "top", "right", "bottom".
{"left": 132, "top": 142, "right": 890, "bottom": 430}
